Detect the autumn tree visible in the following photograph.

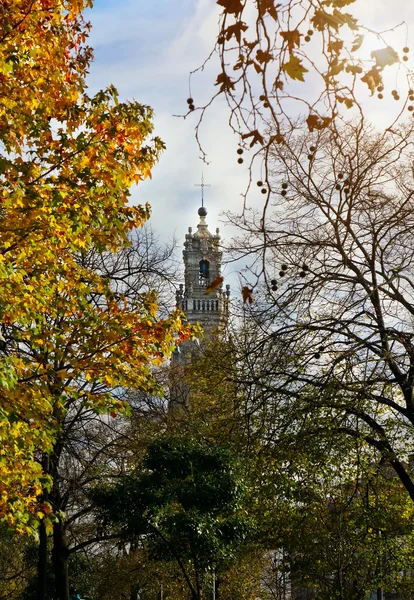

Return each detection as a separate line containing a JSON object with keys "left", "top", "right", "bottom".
{"left": 164, "top": 324, "right": 414, "bottom": 600}
{"left": 38, "top": 229, "right": 188, "bottom": 599}
{"left": 66, "top": 547, "right": 191, "bottom": 600}
{"left": 179, "top": 321, "right": 414, "bottom": 598}
{"left": 0, "top": 223, "right": 192, "bottom": 600}
{"left": 257, "top": 443, "right": 414, "bottom": 600}
{"left": 288, "top": 477, "right": 414, "bottom": 599}
{"left": 0, "top": 5, "right": 196, "bottom": 600}
{"left": 186, "top": 2, "right": 414, "bottom": 583}
{"left": 0, "top": 524, "right": 37, "bottom": 599}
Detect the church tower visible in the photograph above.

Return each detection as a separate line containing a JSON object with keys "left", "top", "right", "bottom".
{"left": 175, "top": 204, "right": 230, "bottom": 340}
{"left": 170, "top": 202, "right": 230, "bottom": 406}
{"left": 170, "top": 205, "right": 230, "bottom": 410}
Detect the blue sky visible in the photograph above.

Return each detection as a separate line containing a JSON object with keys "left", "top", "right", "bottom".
{"left": 85, "top": 0, "right": 414, "bottom": 288}
{"left": 86, "top": 0, "right": 245, "bottom": 253}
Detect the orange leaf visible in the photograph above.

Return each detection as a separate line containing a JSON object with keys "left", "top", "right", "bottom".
{"left": 361, "top": 67, "right": 382, "bottom": 95}
{"left": 215, "top": 71, "right": 236, "bottom": 92}
{"left": 312, "top": 8, "right": 358, "bottom": 32}
{"left": 256, "top": 49, "right": 273, "bottom": 64}
{"left": 351, "top": 34, "right": 364, "bottom": 52}
{"left": 336, "top": 95, "right": 354, "bottom": 109}
{"left": 271, "top": 133, "right": 285, "bottom": 144}
{"left": 328, "top": 40, "right": 344, "bottom": 54}
{"left": 306, "top": 114, "right": 333, "bottom": 132}
{"left": 205, "top": 276, "right": 224, "bottom": 295}
{"left": 345, "top": 64, "right": 363, "bottom": 75}
{"left": 243, "top": 39, "right": 259, "bottom": 51}
{"left": 258, "top": 0, "right": 280, "bottom": 20}
{"left": 326, "top": 58, "right": 346, "bottom": 79}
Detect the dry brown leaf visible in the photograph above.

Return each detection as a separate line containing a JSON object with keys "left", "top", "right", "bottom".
{"left": 242, "top": 286, "right": 254, "bottom": 304}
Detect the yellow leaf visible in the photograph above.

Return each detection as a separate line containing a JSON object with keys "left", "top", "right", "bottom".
{"left": 282, "top": 55, "right": 308, "bottom": 81}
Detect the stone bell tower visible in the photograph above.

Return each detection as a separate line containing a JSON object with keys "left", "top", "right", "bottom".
{"left": 175, "top": 204, "right": 230, "bottom": 340}
{"left": 170, "top": 202, "right": 230, "bottom": 406}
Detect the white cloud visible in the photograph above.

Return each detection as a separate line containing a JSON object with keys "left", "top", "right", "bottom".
{"left": 86, "top": 0, "right": 414, "bottom": 290}
{"left": 87, "top": 0, "right": 247, "bottom": 264}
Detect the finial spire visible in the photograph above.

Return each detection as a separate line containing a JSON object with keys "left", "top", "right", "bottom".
{"left": 194, "top": 172, "right": 211, "bottom": 208}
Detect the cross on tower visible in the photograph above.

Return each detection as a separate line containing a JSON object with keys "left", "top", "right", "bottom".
{"left": 194, "top": 172, "right": 211, "bottom": 207}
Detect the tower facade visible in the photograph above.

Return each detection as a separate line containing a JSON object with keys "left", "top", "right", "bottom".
{"left": 170, "top": 205, "right": 230, "bottom": 407}
{"left": 175, "top": 206, "right": 230, "bottom": 339}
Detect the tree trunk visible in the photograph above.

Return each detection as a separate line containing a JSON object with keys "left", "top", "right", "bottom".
{"left": 336, "top": 568, "right": 344, "bottom": 600}
{"left": 215, "top": 576, "right": 220, "bottom": 600}
{"left": 130, "top": 583, "right": 141, "bottom": 600}
{"left": 37, "top": 520, "right": 48, "bottom": 600}
{"left": 37, "top": 454, "right": 49, "bottom": 600}
{"left": 52, "top": 521, "right": 70, "bottom": 600}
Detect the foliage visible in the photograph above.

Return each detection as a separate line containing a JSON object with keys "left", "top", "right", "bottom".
{"left": 216, "top": 550, "right": 269, "bottom": 600}
{"left": 173, "top": 312, "right": 414, "bottom": 598}
{"left": 0, "top": 524, "right": 37, "bottom": 599}
{"left": 168, "top": 335, "right": 243, "bottom": 445}
{"left": 92, "top": 435, "right": 250, "bottom": 600}
{"left": 267, "top": 464, "right": 414, "bottom": 599}
{"left": 0, "top": 0, "right": 195, "bottom": 533}
{"left": 185, "top": 1, "right": 414, "bottom": 588}
{"left": 29, "top": 229, "right": 193, "bottom": 599}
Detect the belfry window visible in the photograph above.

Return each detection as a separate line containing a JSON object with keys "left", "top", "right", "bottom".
{"left": 199, "top": 260, "right": 210, "bottom": 285}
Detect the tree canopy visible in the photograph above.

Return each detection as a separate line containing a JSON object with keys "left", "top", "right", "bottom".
{"left": 2, "top": 1, "right": 414, "bottom": 598}
{"left": 92, "top": 435, "right": 250, "bottom": 600}
{"left": 0, "top": 0, "right": 194, "bottom": 534}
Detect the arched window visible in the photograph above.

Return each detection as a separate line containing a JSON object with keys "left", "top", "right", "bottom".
{"left": 199, "top": 259, "right": 210, "bottom": 284}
